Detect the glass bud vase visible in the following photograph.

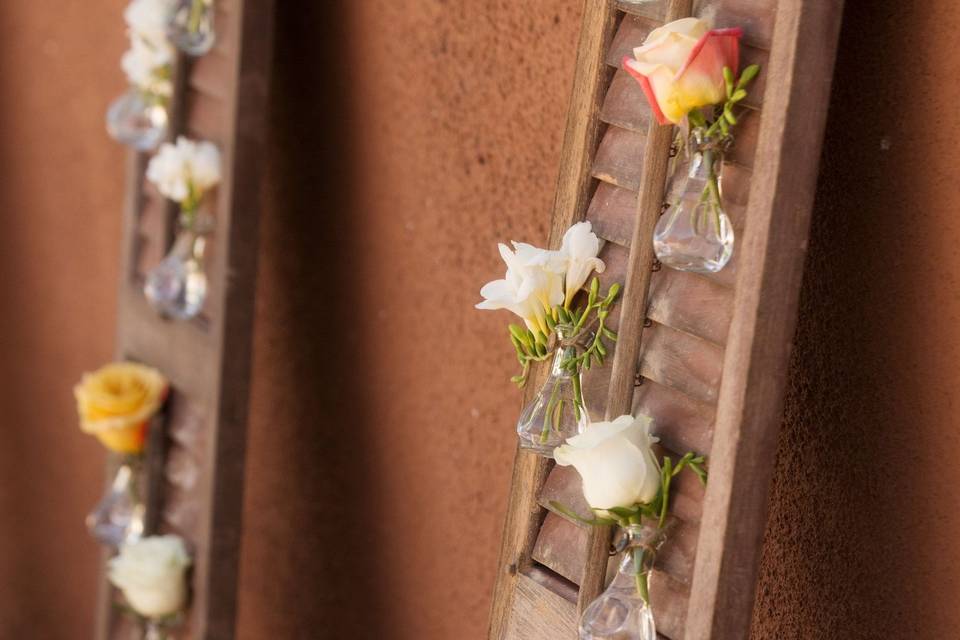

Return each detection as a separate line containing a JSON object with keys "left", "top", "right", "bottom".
{"left": 168, "top": 0, "right": 216, "bottom": 56}
{"left": 86, "top": 457, "right": 145, "bottom": 547}
{"left": 579, "top": 523, "right": 668, "bottom": 640}
{"left": 517, "top": 341, "right": 589, "bottom": 458}
{"left": 106, "top": 88, "right": 169, "bottom": 151}
{"left": 144, "top": 212, "right": 211, "bottom": 320}
{"left": 653, "top": 131, "right": 734, "bottom": 273}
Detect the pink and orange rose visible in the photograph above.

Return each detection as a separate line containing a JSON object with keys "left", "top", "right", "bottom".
{"left": 623, "top": 17, "right": 742, "bottom": 125}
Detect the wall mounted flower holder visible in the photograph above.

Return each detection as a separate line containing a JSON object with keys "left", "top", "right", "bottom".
{"left": 142, "top": 136, "right": 222, "bottom": 320}
{"left": 106, "top": 88, "right": 170, "bottom": 152}
{"left": 477, "top": 222, "right": 622, "bottom": 458}
{"left": 144, "top": 210, "right": 212, "bottom": 320}
{"left": 168, "top": 0, "right": 217, "bottom": 55}
{"left": 624, "top": 19, "right": 760, "bottom": 274}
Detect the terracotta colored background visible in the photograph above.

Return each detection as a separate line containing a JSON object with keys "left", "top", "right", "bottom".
{"left": 0, "top": 1, "right": 958, "bottom": 639}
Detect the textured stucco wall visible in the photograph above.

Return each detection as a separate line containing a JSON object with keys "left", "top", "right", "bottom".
{"left": 0, "top": 1, "right": 128, "bottom": 637}
{"left": 3, "top": 1, "right": 960, "bottom": 639}
{"left": 236, "top": 1, "right": 585, "bottom": 638}
{"left": 750, "top": 0, "right": 960, "bottom": 637}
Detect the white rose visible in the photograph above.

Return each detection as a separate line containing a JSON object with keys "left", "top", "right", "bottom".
{"left": 476, "top": 242, "right": 564, "bottom": 336}
{"left": 559, "top": 221, "right": 605, "bottom": 306}
{"left": 108, "top": 535, "right": 191, "bottom": 620}
{"left": 146, "top": 136, "right": 222, "bottom": 207}
{"left": 554, "top": 414, "right": 661, "bottom": 510}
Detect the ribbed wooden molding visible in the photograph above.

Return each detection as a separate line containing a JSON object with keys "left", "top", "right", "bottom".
{"left": 94, "top": 1, "right": 275, "bottom": 639}
{"left": 488, "top": 0, "right": 844, "bottom": 638}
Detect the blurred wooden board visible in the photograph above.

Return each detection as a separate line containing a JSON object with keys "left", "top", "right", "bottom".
{"left": 488, "top": 0, "right": 844, "bottom": 638}
{"left": 94, "top": 1, "right": 275, "bottom": 639}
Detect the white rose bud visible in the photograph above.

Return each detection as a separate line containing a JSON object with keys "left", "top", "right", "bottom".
{"left": 554, "top": 414, "right": 662, "bottom": 510}
{"left": 108, "top": 535, "right": 191, "bottom": 620}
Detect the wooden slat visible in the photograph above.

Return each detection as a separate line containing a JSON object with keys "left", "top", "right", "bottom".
{"left": 591, "top": 125, "right": 646, "bottom": 190}
{"left": 600, "top": 69, "right": 651, "bottom": 132}
{"left": 639, "top": 321, "right": 724, "bottom": 405}
{"left": 684, "top": 1, "right": 845, "bottom": 637}
{"left": 579, "top": 0, "right": 694, "bottom": 617}
{"left": 488, "top": 3, "right": 621, "bottom": 638}
{"left": 606, "top": 13, "right": 659, "bottom": 68}
{"left": 505, "top": 571, "right": 578, "bottom": 639}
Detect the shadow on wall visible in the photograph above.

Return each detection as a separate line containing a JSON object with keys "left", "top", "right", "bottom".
{"left": 237, "top": 1, "right": 389, "bottom": 638}
{"left": 752, "top": 0, "right": 960, "bottom": 637}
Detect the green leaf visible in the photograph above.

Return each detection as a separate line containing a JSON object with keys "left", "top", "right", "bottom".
{"left": 558, "top": 307, "right": 572, "bottom": 324}
{"left": 509, "top": 324, "right": 530, "bottom": 346}
{"left": 602, "top": 327, "right": 618, "bottom": 341}
{"left": 545, "top": 312, "right": 556, "bottom": 333}
{"left": 736, "top": 64, "right": 760, "bottom": 90}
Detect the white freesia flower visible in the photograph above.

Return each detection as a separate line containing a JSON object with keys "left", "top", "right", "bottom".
{"left": 146, "top": 136, "right": 222, "bottom": 207}
{"left": 554, "top": 414, "right": 661, "bottom": 510}
{"left": 108, "top": 535, "right": 191, "bottom": 620}
{"left": 124, "top": 0, "right": 176, "bottom": 46}
{"left": 121, "top": 37, "right": 174, "bottom": 96}
{"left": 476, "top": 242, "right": 564, "bottom": 335}
{"left": 559, "top": 221, "right": 605, "bottom": 306}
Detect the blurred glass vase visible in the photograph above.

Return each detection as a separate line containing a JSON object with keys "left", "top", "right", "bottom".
{"left": 106, "top": 88, "right": 169, "bottom": 151}
{"left": 579, "top": 523, "right": 669, "bottom": 640}
{"left": 168, "top": 0, "right": 216, "bottom": 55}
{"left": 86, "top": 458, "right": 145, "bottom": 547}
{"left": 517, "top": 337, "right": 589, "bottom": 457}
{"left": 144, "top": 213, "right": 212, "bottom": 320}
{"left": 653, "top": 131, "right": 734, "bottom": 273}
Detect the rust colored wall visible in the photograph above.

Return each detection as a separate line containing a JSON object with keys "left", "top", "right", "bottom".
{"left": 751, "top": 0, "right": 960, "bottom": 637}
{"left": 0, "top": 1, "right": 128, "bottom": 638}
{"left": 3, "top": 1, "right": 960, "bottom": 639}
{"left": 237, "top": 1, "right": 584, "bottom": 638}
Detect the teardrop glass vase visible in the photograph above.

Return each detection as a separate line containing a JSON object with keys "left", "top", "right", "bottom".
{"left": 168, "top": 0, "right": 216, "bottom": 55}
{"left": 86, "top": 457, "right": 145, "bottom": 547}
{"left": 106, "top": 88, "right": 169, "bottom": 151}
{"left": 653, "top": 132, "right": 734, "bottom": 273}
{"left": 516, "top": 340, "right": 589, "bottom": 458}
{"left": 579, "top": 523, "right": 668, "bottom": 640}
{"left": 144, "top": 213, "right": 211, "bottom": 320}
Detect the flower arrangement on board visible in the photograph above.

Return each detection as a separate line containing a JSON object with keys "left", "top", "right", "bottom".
{"left": 477, "top": 222, "right": 621, "bottom": 456}
{"left": 143, "top": 136, "right": 222, "bottom": 320}
{"left": 552, "top": 414, "right": 706, "bottom": 640}
{"left": 109, "top": 535, "right": 192, "bottom": 640}
{"left": 624, "top": 17, "right": 760, "bottom": 274}
{"left": 75, "top": 362, "right": 168, "bottom": 547}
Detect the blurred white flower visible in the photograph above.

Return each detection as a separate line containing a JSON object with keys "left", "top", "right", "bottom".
{"left": 146, "top": 136, "right": 222, "bottom": 207}
{"left": 108, "top": 535, "right": 191, "bottom": 620}
{"left": 555, "top": 414, "right": 661, "bottom": 510}
{"left": 559, "top": 221, "right": 605, "bottom": 307}
{"left": 124, "top": 0, "right": 176, "bottom": 47}
{"left": 121, "top": 37, "right": 174, "bottom": 96}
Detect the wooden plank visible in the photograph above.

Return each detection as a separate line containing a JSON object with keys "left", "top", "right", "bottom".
{"left": 600, "top": 68, "right": 651, "bottom": 132}
{"left": 505, "top": 571, "right": 578, "bottom": 639}
{"left": 591, "top": 125, "right": 646, "bottom": 191}
{"left": 684, "top": 1, "right": 846, "bottom": 638}
{"left": 579, "top": 0, "right": 694, "bottom": 617}
{"left": 488, "top": 3, "right": 620, "bottom": 637}
{"left": 606, "top": 13, "right": 659, "bottom": 68}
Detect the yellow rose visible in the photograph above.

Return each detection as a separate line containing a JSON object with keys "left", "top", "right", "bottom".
{"left": 74, "top": 362, "right": 168, "bottom": 454}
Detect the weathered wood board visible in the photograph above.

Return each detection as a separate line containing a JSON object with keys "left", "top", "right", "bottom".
{"left": 488, "top": 0, "right": 844, "bottom": 638}
{"left": 94, "top": 1, "right": 275, "bottom": 638}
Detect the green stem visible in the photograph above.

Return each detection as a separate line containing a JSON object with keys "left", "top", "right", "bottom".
{"left": 540, "top": 380, "right": 561, "bottom": 444}
{"left": 188, "top": 0, "right": 206, "bottom": 34}
{"left": 701, "top": 148, "right": 723, "bottom": 236}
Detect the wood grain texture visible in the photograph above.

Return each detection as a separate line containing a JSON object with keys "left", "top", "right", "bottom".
{"left": 488, "top": 2, "right": 619, "bottom": 638}
{"left": 684, "top": 1, "right": 845, "bottom": 638}
{"left": 579, "top": 0, "right": 694, "bottom": 618}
